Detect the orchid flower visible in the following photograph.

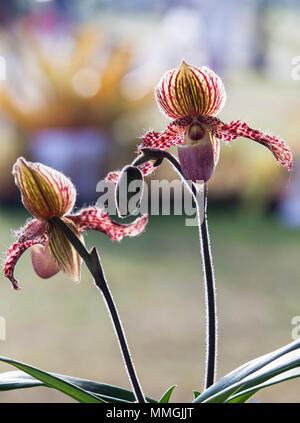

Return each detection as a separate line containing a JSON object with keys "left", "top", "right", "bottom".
{"left": 105, "top": 62, "right": 292, "bottom": 391}
{"left": 3, "top": 158, "right": 148, "bottom": 290}
{"left": 107, "top": 61, "right": 292, "bottom": 183}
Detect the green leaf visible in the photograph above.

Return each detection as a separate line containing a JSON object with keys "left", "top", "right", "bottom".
{"left": 0, "top": 356, "right": 103, "bottom": 403}
{"left": 159, "top": 385, "right": 177, "bottom": 403}
{"left": 193, "top": 390, "right": 201, "bottom": 400}
{"left": 226, "top": 367, "right": 300, "bottom": 403}
{"left": 226, "top": 390, "right": 258, "bottom": 403}
{"left": 194, "top": 339, "right": 300, "bottom": 403}
{"left": 0, "top": 369, "right": 157, "bottom": 403}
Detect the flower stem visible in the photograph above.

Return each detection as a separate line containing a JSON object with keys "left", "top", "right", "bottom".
{"left": 134, "top": 148, "right": 217, "bottom": 389}
{"left": 197, "top": 184, "right": 217, "bottom": 389}
{"left": 51, "top": 216, "right": 146, "bottom": 403}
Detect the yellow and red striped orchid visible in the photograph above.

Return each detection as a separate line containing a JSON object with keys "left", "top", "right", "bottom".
{"left": 107, "top": 61, "right": 292, "bottom": 183}
{"left": 3, "top": 158, "right": 147, "bottom": 290}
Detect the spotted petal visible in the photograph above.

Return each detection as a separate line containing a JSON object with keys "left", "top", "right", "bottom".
{"left": 105, "top": 170, "right": 121, "bottom": 184}
{"left": 138, "top": 122, "right": 186, "bottom": 176}
{"left": 68, "top": 207, "right": 148, "bottom": 241}
{"left": 155, "top": 61, "right": 226, "bottom": 120}
{"left": 198, "top": 115, "right": 292, "bottom": 171}
{"left": 105, "top": 122, "right": 186, "bottom": 184}
{"left": 13, "top": 157, "right": 76, "bottom": 220}
{"left": 3, "top": 219, "right": 48, "bottom": 290}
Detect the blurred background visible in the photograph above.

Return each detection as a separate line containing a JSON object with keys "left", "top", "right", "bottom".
{"left": 0, "top": 0, "right": 300, "bottom": 403}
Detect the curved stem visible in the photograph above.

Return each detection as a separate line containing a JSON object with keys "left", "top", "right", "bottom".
{"left": 52, "top": 217, "right": 146, "bottom": 403}
{"left": 135, "top": 149, "right": 217, "bottom": 389}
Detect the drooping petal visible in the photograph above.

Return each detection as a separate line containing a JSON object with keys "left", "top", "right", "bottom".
{"left": 31, "top": 245, "right": 60, "bottom": 279}
{"left": 47, "top": 218, "right": 81, "bottom": 283}
{"left": 198, "top": 115, "right": 293, "bottom": 171}
{"left": 3, "top": 239, "right": 46, "bottom": 290}
{"left": 3, "top": 219, "right": 48, "bottom": 290}
{"left": 68, "top": 207, "right": 148, "bottom": 241}
{"left": 13, "top": 157, "right": 76, "bottom": 220}
{"left": 105, "top": 122, "right": 186, "bottom": 183}
{"left": 155, "top": 61, "right": 226, "bottom": 120}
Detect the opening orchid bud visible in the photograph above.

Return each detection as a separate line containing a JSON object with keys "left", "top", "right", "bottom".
{"left": 116, "top": 165, "right": 144, "bottom": 217}
{"left": 13, "top": 157, "right": 76, "bottom": 221}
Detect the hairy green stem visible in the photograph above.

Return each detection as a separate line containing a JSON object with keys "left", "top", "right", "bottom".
{"left": 197, "top": 185, "right": 217, "bottom": 389}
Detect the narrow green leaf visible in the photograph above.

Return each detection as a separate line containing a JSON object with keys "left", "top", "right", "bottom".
{"left": 194, "top": 339, "right": 300, "bottom": 403}
{"left": 226, "top": 367, "right": 300, "bottom": 403}
{"left": 159, "top": 385, "right": 177, "bottom": 403}
{"left": 0, "top": 356, "right": 103, "bottom": 403}
{"left": 226, "top": 390, "right": 258, "bottom": 403}
{"left": 0, "top": 369, "right": 157, "bottom": 403}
